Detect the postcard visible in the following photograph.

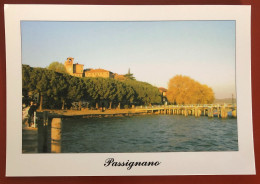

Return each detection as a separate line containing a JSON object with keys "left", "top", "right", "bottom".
{"left": 5, "top": 5, "right": 255, "bottom": 176}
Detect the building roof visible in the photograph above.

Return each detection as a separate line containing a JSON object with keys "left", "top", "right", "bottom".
{"left": 74, "top": 63, "right": 84, "bottom": 66}
{"left": 114, "top": 73, "right": 123, "bottom": 76}
{"left": 158, "top": 87, "right": 168, "bottom": 92}
{"left": 85, "top": 69, "right": 110, "bottom": 73}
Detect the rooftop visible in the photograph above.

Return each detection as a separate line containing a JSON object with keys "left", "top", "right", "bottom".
{"left": 158, "top": 87, "right": 167, "bottom": 92}
{"left": 85, "top": 69, "right": 110, "bottom": 73}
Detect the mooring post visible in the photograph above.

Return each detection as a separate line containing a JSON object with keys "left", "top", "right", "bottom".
{"left": 208, "top": 108, "right": 213, "bottom": 118}
{"left": 211, "top": 107, "right": 214, "bottom": 117}
{"left": 232, "top": 109, "right": 237, "bottom": 118}
{"left": 221, "top": 106, "right": 228, "bottom": 118}
{"left": 38, "top": 111, "right": 49, "bottom": 153}
{"left": 185, "top": 109, "right": 188, "bottom": 117}
{"left": 51, "top": 118, "right": 62, "bottom": 153}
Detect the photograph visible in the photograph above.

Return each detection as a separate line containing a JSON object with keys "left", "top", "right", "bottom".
{"left": 21, "top": 20, "right": 238, "bottom": 154}
{"left": 5, "top": 5, "right": 254, "bottom": 176}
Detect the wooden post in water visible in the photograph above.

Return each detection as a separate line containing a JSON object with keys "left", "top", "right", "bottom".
{"left": 208, "top": 108, "right": 213, "bottom": 118}
{"left": 194, "top": 107, "right": 198, "bottom": 117}
{"left": 38, "top": 111, "right": 49, "bottom": 153}
{"left": 197, "top": 108, "right": 200, "bottom": 117}
{"left": 221, "top": 106, "right": 228, "bottom": 118}
{"left": 51, "top": 118, "right": 62, "bottom": 153}
{"left": 184, "top": 109, "right": 188, "bottom": 117}
{"left": 232, "top": 109, "right": 237, "bottom": 118}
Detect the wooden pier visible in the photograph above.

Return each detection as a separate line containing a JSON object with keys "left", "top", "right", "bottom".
{"left": 135, "top": 104, "right": 237, "bottom": 118}
{"left": 22, "top": 104, "right": 236, "bottom": 153}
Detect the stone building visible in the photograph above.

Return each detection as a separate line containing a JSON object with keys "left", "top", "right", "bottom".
{"left": 159, "top": 87, "right": 168, "bottom": 105}
{"left": 64, "top": 57, "right": 84, "bottom": 77}
{"left": 84, "top": 69, "right": 114, "bottom": 78}
{"left": 158, "top": 87, "right": 167, "bottom": 97}
{"left": 64, "top": 57, "right": 127, "bottom": 79}
{"left": 113, "top": 73, "right": 126, "bottom": 81}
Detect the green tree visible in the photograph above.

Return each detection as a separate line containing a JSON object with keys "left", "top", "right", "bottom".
{"left": 124, "top": 68, "right": 135, "bottom": 80}
{"left": 107, "top": 80, "right": 117, "bottom": 109}
{"left": 123, "top": 80, "right": 161, "bottom": 106}
{"left": 47, "top": 61, "right": 67, "bottom": 74}
{"left": 22, "top": 65, "right": 33, "bottom": 105}
{"left": 67, "top": 77, "right": 86, "bottom": 109}
{"left": 23, "top": 64, "right": 163, "bottom": 110}
{"left": 36, "top": 73, "right": 50, "bottom": 110}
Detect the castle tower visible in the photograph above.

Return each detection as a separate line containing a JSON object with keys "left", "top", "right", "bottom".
{"left": 64, "top": 57, "right": 74, "bottom": 74}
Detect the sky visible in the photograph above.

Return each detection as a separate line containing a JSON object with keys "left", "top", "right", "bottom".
{"left": 21, "top": 21, "right": 236, "bottom": 99}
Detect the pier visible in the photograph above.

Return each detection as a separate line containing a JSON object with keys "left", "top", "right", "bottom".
{"left": 22, "top": 104, "right": 236, "bottom": 153}
{"left": 135, "top": 104, "right": 237, "bottom": 118}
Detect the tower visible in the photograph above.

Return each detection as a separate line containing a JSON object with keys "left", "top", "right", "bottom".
{"left": 64, "top": 57, "right": 74, "bottom": 74}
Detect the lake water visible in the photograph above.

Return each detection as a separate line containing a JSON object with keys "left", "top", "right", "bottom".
{"left": 60, "top": 115, "right": 238, "bottom": 153}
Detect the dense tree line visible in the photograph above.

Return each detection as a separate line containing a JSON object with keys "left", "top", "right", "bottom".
{"left": 22, "top": 65, "right": 162, "bottom": 110}
{"left": 47, "top": 61, "right": 67, "bottom": 74}
{"left": 167, "top": 75, "right": 215, "bottom": 105}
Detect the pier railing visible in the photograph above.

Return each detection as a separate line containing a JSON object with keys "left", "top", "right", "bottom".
{"left": 135, "top": 104, "right": 236, "bottom": 118}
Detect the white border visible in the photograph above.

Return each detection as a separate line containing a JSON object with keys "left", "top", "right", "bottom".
{"left": 5, "top": 5, "right": 255, "bottom": 176}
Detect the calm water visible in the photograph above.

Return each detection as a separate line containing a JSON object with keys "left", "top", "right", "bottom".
{"left": 60, "top": 115, "right": 238, "bottom": 153}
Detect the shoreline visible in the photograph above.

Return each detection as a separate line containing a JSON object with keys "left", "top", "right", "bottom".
{"left": 35, "top": 107, "right": 236, "bottom": 119}
{"left": 36, "top": 109, "right": 146, "bottom": 119}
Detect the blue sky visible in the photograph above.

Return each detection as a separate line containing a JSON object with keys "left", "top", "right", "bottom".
{"left": 21, "top": 21, "right": 236, "bottom": 99}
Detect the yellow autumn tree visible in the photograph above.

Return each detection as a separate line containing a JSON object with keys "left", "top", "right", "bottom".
{"left": 167, "top": 75, "right": 215, "bottom": 105}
